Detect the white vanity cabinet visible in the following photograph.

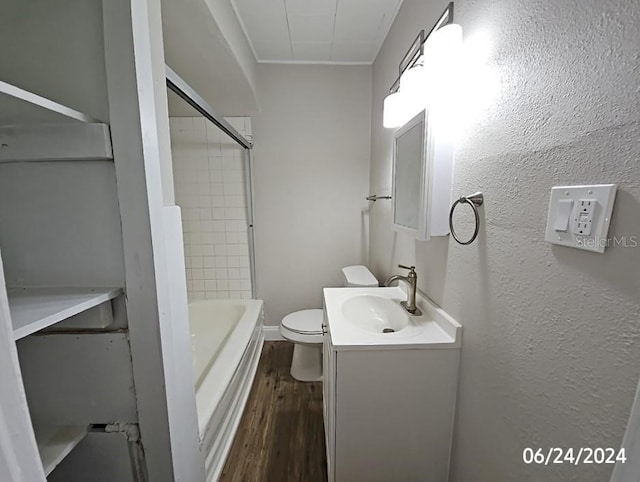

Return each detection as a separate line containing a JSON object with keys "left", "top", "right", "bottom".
{"left": 322, "top": 289, "right": 462, "bottom": 482}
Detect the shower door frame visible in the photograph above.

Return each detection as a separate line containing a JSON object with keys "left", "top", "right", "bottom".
{"left": 165, "top": 66, "right": 257, "bottom": 299}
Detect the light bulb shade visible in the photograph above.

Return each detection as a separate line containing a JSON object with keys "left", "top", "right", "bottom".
{"left": 383, "top": 90, "right": 422, "bottom": 129}
{"left": 400, "top": 63, "right": 425, "bottom": 96}
{"left": 424, "top": 23, "right": 463, "bottom": 107}
{"left": 425, "top": 24, "right": 463, "bottom": 53}
{"left": 399, "top": 63, "right": 428, "bottom": 111}
{"left": 383, "top": 91, "right": 407, "bottom": 128}
{"left": 424, "top": 23, "right": 463, "bottom": 72}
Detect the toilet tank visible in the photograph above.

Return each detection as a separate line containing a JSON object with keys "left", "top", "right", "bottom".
{"left": 341, "top": 265, "right": 379, "bottom": 288}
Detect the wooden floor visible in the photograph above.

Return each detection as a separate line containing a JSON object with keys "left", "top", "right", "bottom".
{"left": 220, "top": 342, "right": 327, "bottom": 482}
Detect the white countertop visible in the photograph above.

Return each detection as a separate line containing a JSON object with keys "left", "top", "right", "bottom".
{"left": 323, "top": 286, "right": 462, "bottom": 351}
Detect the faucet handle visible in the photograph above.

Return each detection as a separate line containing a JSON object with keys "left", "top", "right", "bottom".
{"left": 398, "top": 264, "right": 416, "bottom": 271}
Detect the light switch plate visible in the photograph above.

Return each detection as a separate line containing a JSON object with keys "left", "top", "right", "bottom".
{"left": 545, "top": 184, "right": 617, "bottom": 253}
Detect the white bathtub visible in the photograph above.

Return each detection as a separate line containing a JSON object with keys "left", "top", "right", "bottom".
{"left": 188, "top": 299, "right": 264, "bottom": 482}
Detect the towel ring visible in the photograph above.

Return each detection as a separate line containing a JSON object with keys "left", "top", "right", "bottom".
{"left": 449, "top": 192, "right": 484, "bottom": 245}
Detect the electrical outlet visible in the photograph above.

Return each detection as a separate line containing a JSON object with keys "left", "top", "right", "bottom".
{"left": 572, "top": 199, "right": 596, "bottom": 236}
{"left": 545, "top": 184, "right": 617, "bottom": 253}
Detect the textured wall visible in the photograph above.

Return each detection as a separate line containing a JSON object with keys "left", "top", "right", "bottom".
{"left": 253, "top": 64, "right": 372, "bottom": 326}
{"left": 370, "top": 0, "right": 640, "bottom": 481}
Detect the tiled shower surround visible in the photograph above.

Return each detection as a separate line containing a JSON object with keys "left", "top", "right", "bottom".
{"left": 169, "top": 117, "right": 252, "bottom": 300}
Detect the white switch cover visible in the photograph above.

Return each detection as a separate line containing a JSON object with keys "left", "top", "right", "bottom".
{"left": 545, "top": 184, "right": 617, "bottom": 253}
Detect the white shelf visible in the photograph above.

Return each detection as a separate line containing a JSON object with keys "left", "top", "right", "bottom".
{"left": 8, "top": 287, "right": 123, "bottom": 340}
{"left": 33, "top": 424, "right": 90, "bottom": 475}
{"left": 0, "top": 80, "right": 98, "bottom": 125}
{"left": 0, "top": 123, "right": 113, "bottom": 162}
{"left": 0, "top": 80, "right": 113, "bottom": 162}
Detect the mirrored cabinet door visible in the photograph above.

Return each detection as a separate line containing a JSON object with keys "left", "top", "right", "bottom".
{"left": 392, "top": 109, "right": 454, "bottom": 241}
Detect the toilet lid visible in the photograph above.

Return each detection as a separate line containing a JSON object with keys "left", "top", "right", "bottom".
{"left": 341, "top": 265, "right": 378, "bottom": 287}
{"left": 282, "top": 309, "right": 323, "bottom": 334}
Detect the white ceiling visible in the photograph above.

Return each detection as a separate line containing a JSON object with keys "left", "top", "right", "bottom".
{"left": 230, "top": 0, "right": 404, "bottom": 64}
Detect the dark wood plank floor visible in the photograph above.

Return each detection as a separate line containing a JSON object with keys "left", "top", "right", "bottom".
{"left": 220, "top": 342, "right": 327, "bottom": 482}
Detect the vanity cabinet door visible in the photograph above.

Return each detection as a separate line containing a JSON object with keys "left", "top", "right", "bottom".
{"left": 322, "top": 324, "right": 336, "bottom": 482}
{"left": 322, "top": 333, "right": 329, "bottom": 429}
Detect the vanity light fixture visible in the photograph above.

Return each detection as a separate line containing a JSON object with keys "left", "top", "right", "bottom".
{"left": 382, "top": 2, "right": 460, "bottom": 129}
{"left": 382, "top": 91, "right": 408, "bottom": 128}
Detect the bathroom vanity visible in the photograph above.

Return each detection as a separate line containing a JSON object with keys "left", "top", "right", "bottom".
{"left": 322, "top": 287, "right": 461, "bottom": 482}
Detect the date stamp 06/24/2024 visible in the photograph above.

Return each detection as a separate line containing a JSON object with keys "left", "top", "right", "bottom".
{"left": 522, "top": 447, "right": 627, "bottom": 466}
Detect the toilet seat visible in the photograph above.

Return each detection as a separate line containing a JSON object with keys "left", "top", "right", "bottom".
{"left": 282, "top": 309, "right": 323, "bottom": 334}
{"left": 280, "top": 309, "right": 323, "bottom": 344}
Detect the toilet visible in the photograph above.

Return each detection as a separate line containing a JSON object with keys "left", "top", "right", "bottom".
{"left": 279, "top": 265, "right": 379, "bottom": 381}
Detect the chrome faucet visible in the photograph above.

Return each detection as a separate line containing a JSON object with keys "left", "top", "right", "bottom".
{"left": 384, "top": 264, "right": 422, "bottom": 316}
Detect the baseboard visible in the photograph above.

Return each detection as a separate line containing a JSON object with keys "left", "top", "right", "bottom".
{"left": 263, "top": 325, "right": 285, "bottom": 341}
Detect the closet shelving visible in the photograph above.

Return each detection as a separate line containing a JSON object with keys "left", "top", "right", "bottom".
{"left": 33, "top": 424, "right": 91, "bottom": 476}
{"left": 0, "top": 77, "right": 122, "bottom": 336}
{"left": 9, "top": 287, "right": 123, "bottom": 340}
{"left": 0, "top": 80, "right": 113, "bottom": 162}
{"left": 0, "top": 80, "right": 97, "bottom": 124}
{"left": 1, "top": 0, "right": 203, "bottom": 478}
{"left": 0, "top": 77, "right": 122, "bottom": 331}
{"left": 0, "top": 59, "right": 124, "bottom": 478}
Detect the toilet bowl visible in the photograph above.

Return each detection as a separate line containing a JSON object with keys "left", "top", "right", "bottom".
{"left": 280, "top": 309, "right": 324, "bottom": 381}
{"left": 279, "top": 265, "right": 378, "bottom": 382}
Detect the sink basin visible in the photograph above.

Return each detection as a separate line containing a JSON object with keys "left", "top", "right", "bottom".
{"left": 324, "top": 287, "right": 462, "bottom": 349}
{"left": 341, "top": 295, "right": 409, "bottom": 334}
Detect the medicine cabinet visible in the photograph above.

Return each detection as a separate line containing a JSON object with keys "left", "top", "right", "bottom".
{"left": 392, "top": 109, "right": 454, "bottom": 241}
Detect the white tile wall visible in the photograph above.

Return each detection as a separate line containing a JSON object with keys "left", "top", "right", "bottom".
{"left": 169, "top": 116, "right": 253, "bottom": 300}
